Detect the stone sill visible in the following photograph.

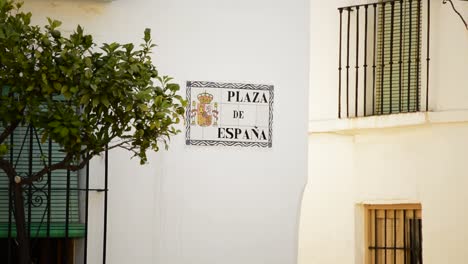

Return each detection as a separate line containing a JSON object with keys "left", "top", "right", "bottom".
{"left": 308, "top": 110, "right": 468, "bottom": 134}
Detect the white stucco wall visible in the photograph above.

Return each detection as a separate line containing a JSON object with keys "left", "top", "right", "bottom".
{"left": 23, "top": 0, "right": 309, "bottom": 264}
{"left": 301, "top": 0, "right": 468, "bottom": 263}
{"left": 300, "top": 123, "right": 468, "bottom": 264}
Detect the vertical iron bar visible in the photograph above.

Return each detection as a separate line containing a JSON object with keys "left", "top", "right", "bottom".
{"left": 8, "top": 131, "right": 13, "bottom": 264}
{"left": 346, "top": 8, "right": 351, "bottom": 118}
{"left": 410, "top": 210, "right": 416, "bottom": 263}
{"left": 394, "top": 210, "right": 396, "bottom": 264}
{"left": 407, "top": 0, "right": 413, "bottom": 112}
{"left": 399, "top": 0, "right": 403, "bottom": 112}
{"left": 355, "top": 6, "right": 360, "bottom": 117}
{"left": 373, "top": 4, "right": 377, "bottom": 115}
{"left": 339, "top": 8, "right": 343, "bottom": 118}
{"left": 384, "top": 209, "right": 387, "bottom": 264}
{"left": 416, "top": 0, "right": 421, "bottom": 111}
{"left": 103, "top": 146, "right": 109, "bottom": 264}
{"left": 418, "top": 218, "right": 423, "bottom": 263}
{"left": 28, "top": 125, "right": 33, "bottom": 239}
{"left": 47, "top": 139, "right": 52, "bottom": 237}
{"left": 408, "top": 219, "right": 414, "bottom": 264}
{"left": 64, "top": 169, "right": 71, "bottom": 263}
{"left": 389, "top": 2, "right": 395, "bottom": 114}
{"left": 364, "top": 6, "right": 369, "bottom": 116}
{"left": 375, "top": 209, "right": 378, "bottom": 264}
{"left": 65, "top": 169, "right": 70, "bottom": 238}
{"left": 380, "top": 3, "right": 386, "bottom": 115}
{"left": 412, "top": 209, "right": 416, "bottom": 262}
{"left": 84, "top": 160, "right": 90, "bottom": 264}
{"left": 404, "top": 210, "right": 407, "bottom": 264}
{"left": 426, "top": 0, "right": 430, "bottom": 111}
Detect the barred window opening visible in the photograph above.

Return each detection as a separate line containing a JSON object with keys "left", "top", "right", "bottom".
{"left": 365, "top": 204, "right": 422, "bottom": 264}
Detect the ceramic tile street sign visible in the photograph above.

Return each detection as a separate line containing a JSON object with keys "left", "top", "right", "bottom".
{"left": 186, "top": 81, "right": 273, "bottom": 147}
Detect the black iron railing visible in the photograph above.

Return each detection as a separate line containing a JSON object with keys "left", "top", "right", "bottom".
{"left": 338, "top": 0, "right": 430, "bottom": 118}
{"left": 0, "top": 124, "right": 109, "bottom": 263}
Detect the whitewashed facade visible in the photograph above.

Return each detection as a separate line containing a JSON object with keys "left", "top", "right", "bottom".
{"left": 23, "top": 0, "right": 309, "bottom": 263}
{"left": 300, "top": 1, "right": 468, "bottom": 264}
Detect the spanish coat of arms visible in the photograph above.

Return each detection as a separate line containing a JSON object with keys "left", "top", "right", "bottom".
{"left": 191, "top": 92, "right": 219, "bottom": 127}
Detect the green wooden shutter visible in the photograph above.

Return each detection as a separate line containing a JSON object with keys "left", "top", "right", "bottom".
{"left": 0, "top": 125, "right": 84, "bottom": 238}
{"left": 375, "top": 0, "right": 421, "bottom": 114}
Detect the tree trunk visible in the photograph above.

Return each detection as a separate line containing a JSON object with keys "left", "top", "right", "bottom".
{"left": 13, "top": 182, "right": 31, "bottom": 264}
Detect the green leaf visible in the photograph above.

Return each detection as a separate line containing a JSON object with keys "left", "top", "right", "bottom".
{"left": 70, "top": 86, "right": 79, "bottom": 93}
{"left": 61, "top": 85, "right": 68, "bottom": 94}
{"left": 101, "top": 96, "right": 110, "bottom": 108}
{"left": 26, "top": 85, "right": 35, "bottom": 92}
{"left": 126, "top": 104, "right": 133, "bottom": 112}
{"left": 0, "top": 144, "right": 8, "bottom": 157}
{"left": 49, "top": 121, "right": 60, "bottom": 127}
{"left": 144, "top": 28, "right": 151, "bottom": 42}
{"left": 60, "top": 127, "right": 69, "bottom": 137}
{"left": 92, "top": 97, "right": 99, "bottom": 107}
{"left": 41, "top": 132, "right": 48, "bottom": 144}
{"left": 80, "top": 94, "right": 91, "bottom": 105}
{"left": 138, "top": 104, "right": 149, "bottom": 112}
{"left": 84, "top": 57, "right": 92, "bottom": 67}
{"left": 167, "top": 83, "right": 179, "bottom": 92}
{"left": 51, "top": 29, "right": 61, "bottom": 38}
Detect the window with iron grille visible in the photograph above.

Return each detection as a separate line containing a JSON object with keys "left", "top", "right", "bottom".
{"left": 365, "top": 204, "right": 422, "bottom": 264}
{"left": 0, "top": 125, "right": 84, "bottom": 238}
{"left": 375, "top": 0, "right": 422, "bottom": 114}
{"left": 337, "top": 0, "right": 430, "bottom": 118}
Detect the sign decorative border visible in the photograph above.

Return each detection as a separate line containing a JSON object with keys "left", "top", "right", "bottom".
{"left": 185, "top": 81, "right": 274, "bottom": 148}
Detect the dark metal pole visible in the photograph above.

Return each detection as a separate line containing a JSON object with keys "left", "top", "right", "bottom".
{"left": 355, "top": 6, "right": 360, "bottom": 117}
{"left": 64, "top": 169, "right": 71, "bottom": 263}
{"left": 346, "top": 8, "right": 351, "bottom": 118}
{"left": 418, "top": 218, "right": 423, "bottom": 263}
{"left": 399, "top": 0, "right": 403, "bottom": 112}
{"left": 389, "top": 2, "right": 395, "bottom": 114}
{"left": 364, "top": 5, "right": 369, "bottom": 116}
{"left": 403, "top": 210, "right": 407, "bottom": 264}
{"left": 416, "top": 0, "right": 422, "bottom": 111}
{"left": 408, "top": 0, "right": 413, "bottom": 112}
{"left": 339, "top": 8, "right": 343, "bottom": 118}
{"left": 373, "top": 4, "right": 377, "bottom": 115}
{"left": 384, "top": 210, "right": 387, "bottom": 264}
{"left": 380, "top": 3, "right": 386, "bottom": 115}
{"left": 28, "top": 125, "right": 33, "bottom": 240}
{"left": 426, "top": 0, "right": 430, "bottom": 112}
{"left": 375, "top": 209, "right": 378, "bottom": 264}
{"left": 84, "top": 159, "right": 90, "bottom": 264}
{"left": 47, "top": 139, "right": 52, "bottom": 237}
{"left": 412, "top": 210, "right": 416, "bottom": 262}
{"left": 394, "top": 210, "right": 397, "bottom": 264}
{"left": 8, "top": 131, "right": 13, "bottom": 264}
{"left": 103, "top": 146, "right": 109, "bottom": 264}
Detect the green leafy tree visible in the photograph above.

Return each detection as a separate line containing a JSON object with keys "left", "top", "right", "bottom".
{"left": 0, "top": 1, "right": 186, "bottom": 263}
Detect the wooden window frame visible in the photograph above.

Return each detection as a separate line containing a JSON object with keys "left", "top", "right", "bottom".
{"left": 364, "top": 204, "right": 422, "bottom": 264}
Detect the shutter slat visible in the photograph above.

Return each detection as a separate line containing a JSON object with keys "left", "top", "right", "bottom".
{"left": 375, "top": 0, "right": 422, "bottom": 114}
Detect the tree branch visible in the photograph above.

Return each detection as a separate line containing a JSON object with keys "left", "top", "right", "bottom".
{"left": 21, "top": 138, "right": 130, "bottom": 186}
{"left": 22, "top": 153, "right": 93, "bottom": 185}
{"left": 0, "top": 157, "right": 16, "bottom": 181}
{"left": 443, "top": 0, "right": 468, "bottom": 30}
{"left": 107, "top": 139, "right": 134, "bottom": 151}
{"left": 0, "top": 120, "right": 20, "bottom": 145}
